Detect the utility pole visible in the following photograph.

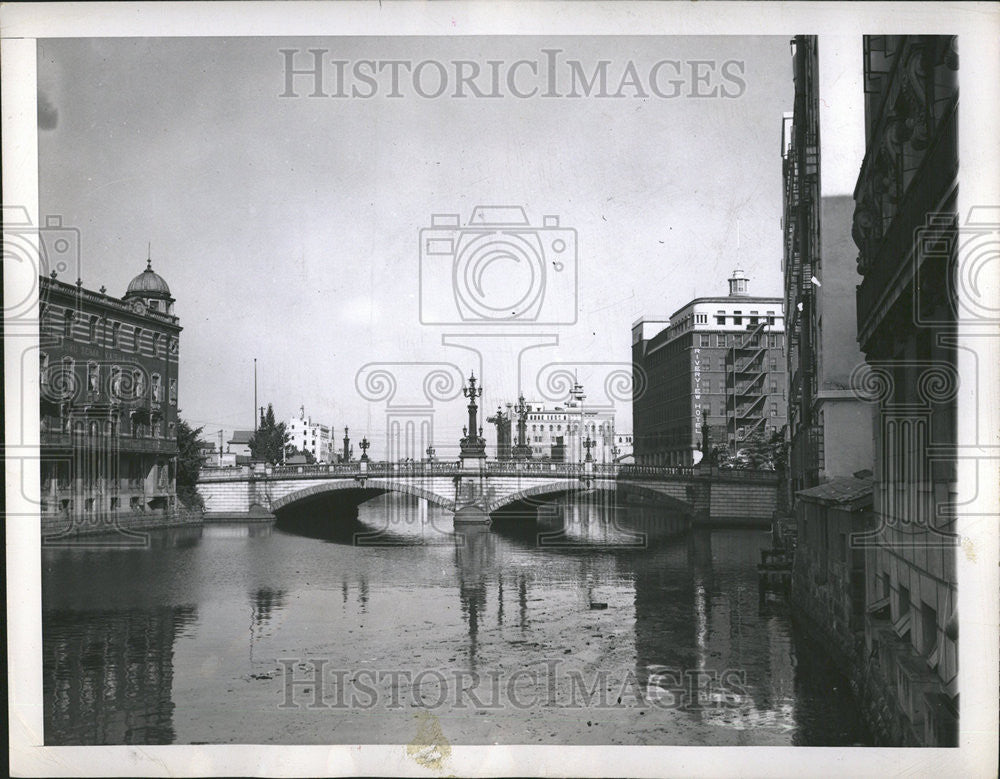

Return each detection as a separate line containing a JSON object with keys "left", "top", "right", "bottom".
{"left": 253, "top": 358, "right": 258, "bottom": 434}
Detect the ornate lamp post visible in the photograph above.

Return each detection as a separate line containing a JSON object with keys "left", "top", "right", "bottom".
{"left": 459, "top": 371, "right": 486, "bottom": 460}
{"left": 583, "top": 435, "right": 595, "bottom": 463}
{"left": 512, "top": 394, "right": 532, "bottom": 460}
{"left": 359, "top": 436, "right": 370, "bottom": 462}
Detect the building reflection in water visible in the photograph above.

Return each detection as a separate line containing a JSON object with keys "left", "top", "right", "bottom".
{"left": 453, "top": 525, "right": 494, "bottom": 670}
{"left": 44, "top": 605, "right": 196, "bottom": 744}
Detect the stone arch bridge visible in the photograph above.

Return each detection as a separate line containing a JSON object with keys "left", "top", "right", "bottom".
{"left": 197, "top": 461, "right": 779, "bottom": 525}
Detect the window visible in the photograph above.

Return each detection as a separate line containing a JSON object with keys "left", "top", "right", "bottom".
{"left": 771, "top": 381, "right": 778, "bottom": 393}
{"left": 89, "top": 315, "right": 98, "bottom": 342}
{"left": 134, "top": 327, "right": 143, "bottom": 353}
{"left": 750, "top": 311, "right": 759, "bottom": 325}
{"left": 716, "top": 311, "right": 726, "bottom": 325}
{"left": 718, "top": 401, "right": 725, "bottom": 415}
{"left": 717, "top": 379, "right": 724, "bottom": 392}
{"left": 921, "top": 601, "right": 939, "bottom": 660}
{"left": 898, "top": 584, "right": 911, "bottom": 625}
{"left": 767, "top": 311, "right": 776, "bottom": 325}
{"left": 769, "top": 335, "right": 777, "bottom": 348}
{"left": 112, "top": 321, "right": 121, "bottom": 348}
{"left": 152, "top": 333, "right": 161, "bottom": 357}
{"left": 718, "top": 357, "right": 725, "bottom": 370}
{"left": 770, "top": 403, "right": 778, "bottom": 417}
{"left": 733, "top": 311, "right": 742, "bottom": 325}
{"left": 770, "top": 359, "right": 778, "bottom": 371}
{"left": 700, "top": 334, "right": 710, "bottom": 347}
{"left": 63, "top": 310, "right": 73, "bottom": 339}
{"left": 695, "top": 313, "right": 707, "bottom": 324}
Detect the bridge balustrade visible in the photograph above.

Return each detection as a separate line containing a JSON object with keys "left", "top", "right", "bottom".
{"left": 198, "top": 460, "right": 776, "bottom": 483}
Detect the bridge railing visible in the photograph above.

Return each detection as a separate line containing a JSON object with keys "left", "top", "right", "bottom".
{"left": 617, "top": 464, "right": 696, "bottom": 480}
{"left": 198, "top": 460, "right": 777, "bottom": 483}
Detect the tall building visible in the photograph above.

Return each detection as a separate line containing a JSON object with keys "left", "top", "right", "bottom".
{"left": 39, "top": 260, "right": 182, "bottom": 530}
{"left": 783, "top": 35, "right": 877, "bottom": 706}
{"left": 525, "top": 381, "right": 616, "bottom": 463}
{"left": 632, "top": 271, "right": 787, "bottom": 466}
{"left": 288, "top": 407, "right": 335, "bottom": 463}
{"left": 782, "top": 39, "right": 874, "bottom": 494}
{"left": 851, "top": 35, "right": 959, "bottom": 746}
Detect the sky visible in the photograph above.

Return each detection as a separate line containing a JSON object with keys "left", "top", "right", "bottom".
{"left": 36, "top": 35, "right": 863, "bottom": 459}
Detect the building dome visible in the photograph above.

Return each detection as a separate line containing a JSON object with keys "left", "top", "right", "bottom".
{"left": 125, "top": 259, "right": 172, "bottom": 300}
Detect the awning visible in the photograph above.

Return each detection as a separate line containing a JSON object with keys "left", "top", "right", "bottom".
{"left": 926, "top": 642, "right": 941, "bottom": 672}
{"left": 867, "top": 594, "right": 890, "bottom": 614}
{"left": 892, "top": 609, "right": 911, "bottom": 639}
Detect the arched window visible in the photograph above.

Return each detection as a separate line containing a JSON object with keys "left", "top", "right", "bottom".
{"left": 112, "top": 321, "right": 121, "bottom": 348}
{"left": 134, "top": 327, "right": 143, "bottom": 353}
{"left": 152, "top": 332, "right": 161, "bottom": 357}
{"left": 89, "top": 315, "right": 98, "bottom": 342}
{"left": 63, "top": 310, "right": 73, "bottom": 339}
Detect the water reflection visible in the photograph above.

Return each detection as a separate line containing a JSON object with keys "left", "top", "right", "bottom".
{"left": 42, "top": 492, "right": 871, "bottom": 745}
{"left": 45, "top": 606, "right": 196, "bottom": 744}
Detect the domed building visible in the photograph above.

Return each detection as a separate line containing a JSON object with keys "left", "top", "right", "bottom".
{"left": 124, "top": 259, "right": 175, "bottom": 315}
{"left": 38, "top": 254, "right": 186, "bottom": 538}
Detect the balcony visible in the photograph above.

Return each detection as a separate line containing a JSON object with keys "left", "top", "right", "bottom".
{"left": 41, "top": 431, "right": 178, "bottom": 455}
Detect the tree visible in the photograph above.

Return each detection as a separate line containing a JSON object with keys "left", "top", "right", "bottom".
{"left": 285, "top": 445, "right": 316, "bottom": 464}
{"left": 737, "top": 428, "right": 785, "bottom": 470}
{"left": 176, "top": 417, "right": 205, "bottom": 509}
{"left": 249, "top": 403, "right": 289, "bottom": 464}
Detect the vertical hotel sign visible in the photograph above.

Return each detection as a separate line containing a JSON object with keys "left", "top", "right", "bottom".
{"left": 693, "top": 347, "right": 702, "bottom": 442}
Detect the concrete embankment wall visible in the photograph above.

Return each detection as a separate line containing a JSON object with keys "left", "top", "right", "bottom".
{"left": 709, "top": 481, "right": 778, "bottom": 524}
{"left": 41, "top": 508, "right": 203, "bottom": 540}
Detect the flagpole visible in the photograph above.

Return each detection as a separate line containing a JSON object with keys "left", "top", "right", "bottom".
{"left": 253, "top": 358, "right": 258, "bottom": 433}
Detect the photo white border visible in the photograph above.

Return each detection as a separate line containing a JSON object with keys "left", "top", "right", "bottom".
{"left": 4, "top": 2, "right": 998, "bottom": 776}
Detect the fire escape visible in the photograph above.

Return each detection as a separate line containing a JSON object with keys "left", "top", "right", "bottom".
{"left": 728, "top": 321, "right": 769, "bottom": 447}
{"left": 784, "top": 36, "right": 822, "bottom": 487}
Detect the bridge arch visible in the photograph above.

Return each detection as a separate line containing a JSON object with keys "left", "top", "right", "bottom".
{"left": 488, "top": 478, "right": 696, "bottom": 515}
{"left": 270, "top": 478, "right": 456, "bottom": 514}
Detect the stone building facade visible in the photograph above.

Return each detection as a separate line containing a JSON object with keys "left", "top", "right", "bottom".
{"left": 632, "top": 271, "right": 787, "bottom": 466}
{"left": 851, "top": 35, "right": 959, "bottom": 746}
{"left": 39, "top": 261, "right": 184, "bottom": 536}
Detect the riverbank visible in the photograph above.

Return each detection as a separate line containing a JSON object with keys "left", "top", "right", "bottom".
{"left": 41, "top": 506, "right": 203, "bottom": 541}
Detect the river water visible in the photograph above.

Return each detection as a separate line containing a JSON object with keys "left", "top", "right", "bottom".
{"left": 42, "top": 493, "right": 872, "bottom": 746}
